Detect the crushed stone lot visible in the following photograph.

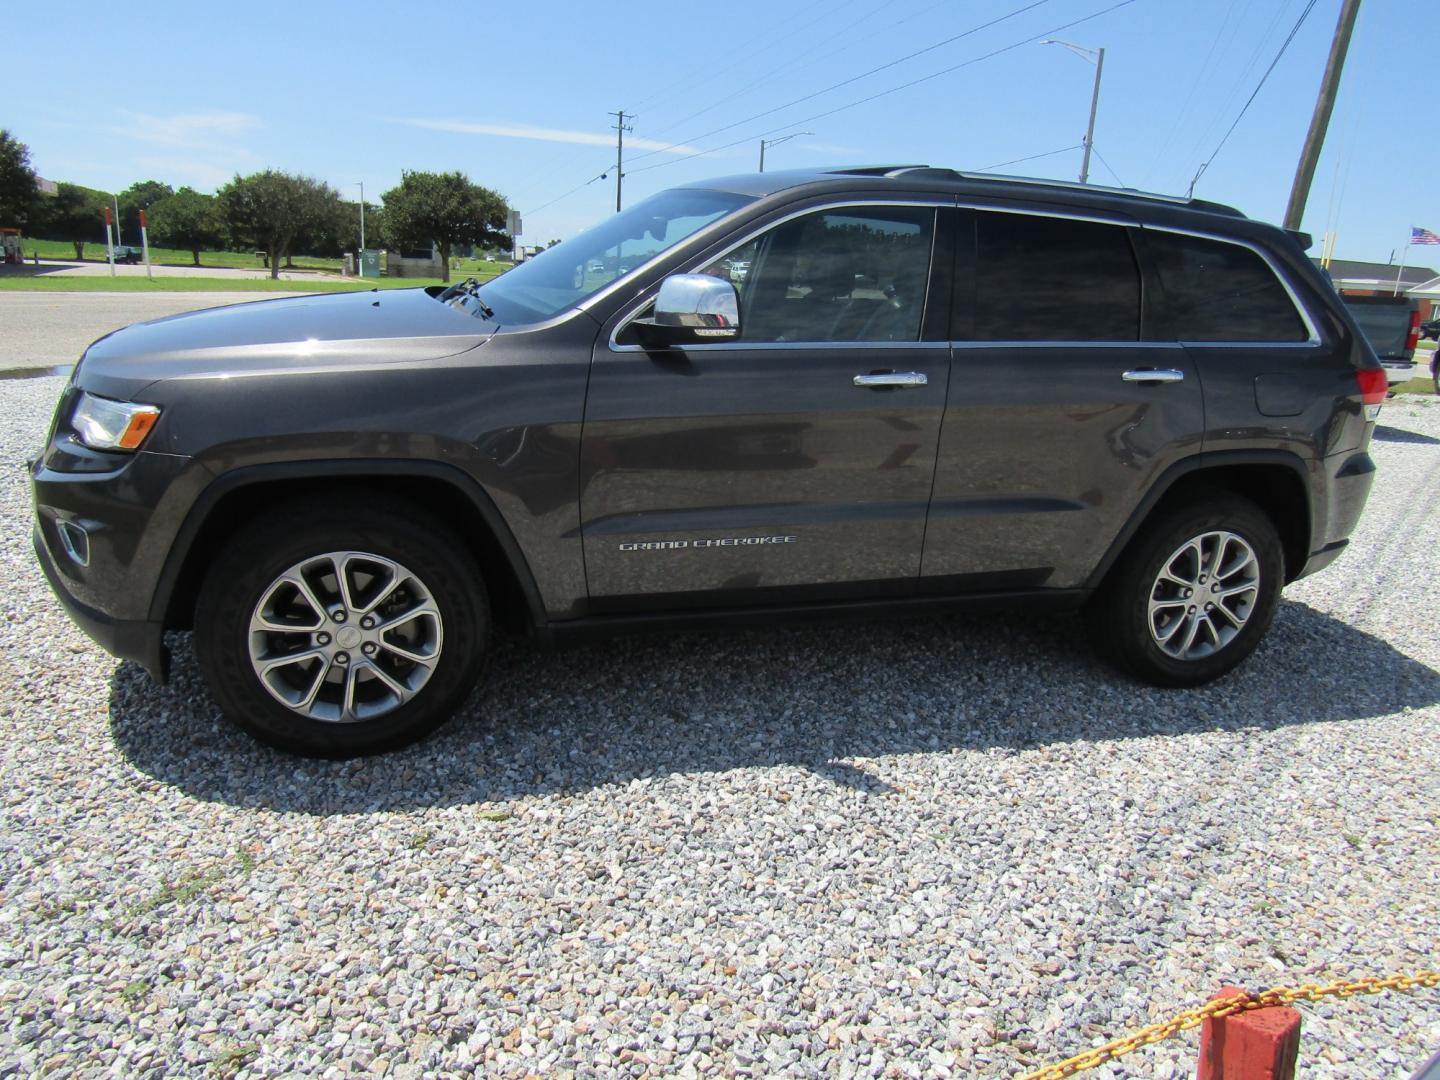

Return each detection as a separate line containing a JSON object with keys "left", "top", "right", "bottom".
{"left": 1, "top": 375, "right": 1437, "bottom": 1079}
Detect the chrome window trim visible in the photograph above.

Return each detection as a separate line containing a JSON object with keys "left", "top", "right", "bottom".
{"left": 964, "top": 203, "right": 1135, "bottom": 228}
{"left": 608, "top": 198, "right": 950, "bottom": 353}
{"left": 1140, "top": 223, "right": 1321, "bottom": 346}
{"left": 604, "top": 197, "right": 1321, "bottom": 352}
{"left": 951, "top": 340, "right": 1183, "bottom": 350}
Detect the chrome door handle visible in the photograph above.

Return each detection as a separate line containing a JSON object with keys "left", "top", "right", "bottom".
{"left": 853, "top": 372, "right": 928, "bottom": 388}
{"left": 1121, "top": 368, "right": 1185, "bottom": 383}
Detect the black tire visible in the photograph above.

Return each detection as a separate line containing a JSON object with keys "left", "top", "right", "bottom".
{"left": 1087, "top": 491, "right": 1283, "bottom": 688}
{"left": 194, "top": 498, "right": 489, "bottom": 756}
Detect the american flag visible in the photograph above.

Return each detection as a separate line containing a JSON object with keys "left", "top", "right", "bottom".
{"left": 1410, "top": 226, "right": 1440, "bottom": 245}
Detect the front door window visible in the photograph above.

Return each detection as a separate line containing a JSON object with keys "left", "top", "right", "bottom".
{"left": 701, "top": 207, "right": 936, "bottom": 344}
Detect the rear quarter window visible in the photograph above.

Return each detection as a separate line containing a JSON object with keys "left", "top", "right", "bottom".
{"left": 1146, "top": 231, "right": 1308, "bottom": 342}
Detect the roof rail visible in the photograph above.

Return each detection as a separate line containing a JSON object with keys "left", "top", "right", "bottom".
{"left": 820, "top": 164, "right": 1245, "bottom": 218}
{"left": 952, "top": 171, "right": 1245, "bottom": 217}
{"left": 823, "top": 165, "right": 929, "bottom": 176}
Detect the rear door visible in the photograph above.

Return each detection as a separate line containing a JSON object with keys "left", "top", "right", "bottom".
{"left": 922, "top": 206, "right": 1205, "bottom": 590}
{"left": 1143, "top": 227, "right": 1350, "bottom": 473}
{"left": 580, "top": 199, "right": 954, "bottom": 610}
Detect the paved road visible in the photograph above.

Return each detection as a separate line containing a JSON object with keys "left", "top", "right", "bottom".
{"left": 0, "top": 292, "right": 305, "bottom": 370}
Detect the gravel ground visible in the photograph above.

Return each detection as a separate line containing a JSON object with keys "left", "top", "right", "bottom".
{"left": 1, "top": 377, "right": 1437, "bottom": 1078}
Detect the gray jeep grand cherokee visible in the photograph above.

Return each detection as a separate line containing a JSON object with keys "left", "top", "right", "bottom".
{"left": 32, "top": 166, "right": 1383, "bottom": 755}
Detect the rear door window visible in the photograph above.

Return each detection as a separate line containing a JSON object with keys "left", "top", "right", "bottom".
{"left": 972, "top": 212, "right": 1141, "bottom": 341}
{"left": 1145, "top": 231, "right": 1308, "bottom": 342}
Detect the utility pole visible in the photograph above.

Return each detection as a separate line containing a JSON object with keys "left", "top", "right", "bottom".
{"left": 1041, "top": 40, "right": 1104, "bottom": 184}
{"left": 609, "top": 110, "right": 633, "bottom": 212}
{"left": 1080, "top": 47, "right": 1105, "bottom": 184}
{"left": 758, "top": 132, "right": 813, "bottom": 173}
{"left": 1283, "top": 0, "right": 1361, "bottom": 231}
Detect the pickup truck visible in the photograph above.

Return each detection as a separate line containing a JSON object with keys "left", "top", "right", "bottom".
{"left": 1339, "top": 295, "right": 1421, "bottom": 387}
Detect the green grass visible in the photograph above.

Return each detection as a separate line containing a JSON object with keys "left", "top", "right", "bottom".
{"left": 24, "top": 237, "right": 344, "bottom": 273}
{"left": 20, "top": 236, "right": 515, "bottom": 277}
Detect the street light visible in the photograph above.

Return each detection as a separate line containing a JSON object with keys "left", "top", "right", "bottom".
{"left": 1040, "top": 39, "right": 1105, "bottom": 184}
{"left": 354, "top": 181, "right": 366, "bottom": 253}
{"left": 759, "top": 132, "right": 814, "bottom": 172}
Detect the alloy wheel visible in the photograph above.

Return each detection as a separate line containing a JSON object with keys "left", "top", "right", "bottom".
{"left": 247, "top": 551, "right": 443, "bottom": 723}
{"left": 1146, "top": 530, "right": 1260, "bottom": 661}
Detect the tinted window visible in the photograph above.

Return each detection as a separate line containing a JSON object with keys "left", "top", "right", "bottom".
{"left": 700, "top": 206, "right": 934, "bottom": 343}
{"left": 974, "top": 213, "right": 1140, "bottom": 341}
{"left": 1146, "top": 231, "right": 1307, "bottom": 342}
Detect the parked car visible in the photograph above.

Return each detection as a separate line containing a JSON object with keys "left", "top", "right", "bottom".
{"left": 1420, "top": 316, "right": 1439, "bottom": 342}
{"left": 32, "top": 165, "right": 1383, "bottom": 755}
{"left": 112, "top": 245, "right": 142, "bottom": 265}
{"left": 1338, "top": 294, "right": 1420, "bottom": 387}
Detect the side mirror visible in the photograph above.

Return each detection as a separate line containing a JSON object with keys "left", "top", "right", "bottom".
{"left": 634, "top": 273, "right": 741, "bottom": 348}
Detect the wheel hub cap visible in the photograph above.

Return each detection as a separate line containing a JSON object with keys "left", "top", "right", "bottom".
{"left": 1146, "top": 530, "right": 1259, "bottom": 662}
{"left": 247, "top": 551, "right": 444, "bottom": 724}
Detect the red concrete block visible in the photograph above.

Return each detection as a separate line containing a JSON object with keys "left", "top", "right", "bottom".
{"left": 1196, "top": 986, "right": 1302, "bottom": 1080}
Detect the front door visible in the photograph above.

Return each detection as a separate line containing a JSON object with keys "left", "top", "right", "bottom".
{"left": 580, "top": 202, "right": 953, "bottom": 610}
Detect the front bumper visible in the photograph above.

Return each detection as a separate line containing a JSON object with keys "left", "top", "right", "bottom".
{"left": 33, "top": 524, "right": 168, "bottom": 680}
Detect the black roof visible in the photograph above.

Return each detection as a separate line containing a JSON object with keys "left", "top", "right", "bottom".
{"left": 683, "top": 164, "right": 1247, "bottom": 219}
{"left": 1315, "top": 258, "right": 1437, "bottom": 286}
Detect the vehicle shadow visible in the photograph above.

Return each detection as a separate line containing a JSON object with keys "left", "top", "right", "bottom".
{"left": 109, "top": 598, "right": 1440, "bottom": 814}
{"left": 1372, "top": 424, "right": 1440, "bottom": 445}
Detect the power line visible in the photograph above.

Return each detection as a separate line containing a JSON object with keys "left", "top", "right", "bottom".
{"left": 519, "top": 0, "right": 1061, "bottom": 218}
{"left": 1137, "top": 0, "right": 1241, "bottom": 190}
{"left": 1091, "top": 146, "right": 1126, "bottom": 187}
{"left": 620, "top": 0, "right": 844, "bottom": 116}
{"left": 623, "top": 0, "right": 1058, "bottom": 167}
{"left": 1176, "top": 0, "right": 1304, "bottom": 190}
{"left": 627, "top": 0, "right": 1142, "bottom": 178}
{"left": 634, "top": 0, "right": 906, "bottom": 148}
{"left": 975, "top": 143, "right": 1083, "bottom": 172}
{"left": 1186, "top": 0, "right": 1320, "bottom": 196}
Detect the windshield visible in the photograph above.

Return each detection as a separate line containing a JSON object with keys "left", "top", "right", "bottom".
{"left": 474, "top": 188, "right": 753, "bottom": 324}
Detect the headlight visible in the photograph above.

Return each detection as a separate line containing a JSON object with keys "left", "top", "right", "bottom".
{"left": 70, "top": 392, "right": 161, "bottom": 452}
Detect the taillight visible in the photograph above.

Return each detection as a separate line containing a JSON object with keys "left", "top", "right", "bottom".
{"left": 1355, "top": 367, "right": 1387, "bottom": 406}
{"left": 1406, "top": 308, "right": 1420, "bottom": 353}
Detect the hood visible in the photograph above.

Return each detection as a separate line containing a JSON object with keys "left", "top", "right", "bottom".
{"left": 76, "top": 288, "right": 496, "bottom": 400}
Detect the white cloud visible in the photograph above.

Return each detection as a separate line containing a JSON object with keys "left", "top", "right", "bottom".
{"left": 134, "top": 156, "right": 234, "bottom": 190}
{"left": 800, "top": 142, "right": 861, "bottom": 155}
{"left": 399, "top": 117, "right": 705, "bottom": 156}
{"left": 115, "top": 111, "right": 261, "bottom": 152}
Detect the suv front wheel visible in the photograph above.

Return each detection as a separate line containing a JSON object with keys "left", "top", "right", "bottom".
{"left": 1089, "top": 492, "right": 1283, "bottom": 687}
{"left": 194, "top": 499, "right": 489, "bottom": 756}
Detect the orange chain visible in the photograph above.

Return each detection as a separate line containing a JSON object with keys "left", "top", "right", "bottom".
{"left": 1018, "top": 971, "right": 1440, "bottom": 1080}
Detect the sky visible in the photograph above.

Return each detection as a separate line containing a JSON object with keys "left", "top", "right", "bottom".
{"left": 7, "top": 0, "right": 1436, "bottom": 268}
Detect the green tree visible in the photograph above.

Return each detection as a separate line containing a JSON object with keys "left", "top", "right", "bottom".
{"left": 380, "top": 171, "right": 508, "bottom": 283}
{"left": 147, "top": 187, "right": 227, "bottom": 266}
{"left": 117, "top": 179, "right": 174, "bottom": 245}
{"left": 0, "top": 129, "right": 40, "bottom": 228}
{"left": 37, "top": 182, "right": 111, "bottom": 260}
{"left": 219, "top": 170, "right": 340, "bottom": 279}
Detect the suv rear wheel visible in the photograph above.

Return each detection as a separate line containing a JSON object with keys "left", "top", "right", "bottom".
{"left": 194, "top": 499, "right": 489, "bottom": 756}
{"left": 1089, "top": 492, "right": 1283, "bottom": 687}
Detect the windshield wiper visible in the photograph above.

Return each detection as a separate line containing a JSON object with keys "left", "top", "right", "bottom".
{"left": 439, "top": 278, "right": 495, "bottom": 319}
